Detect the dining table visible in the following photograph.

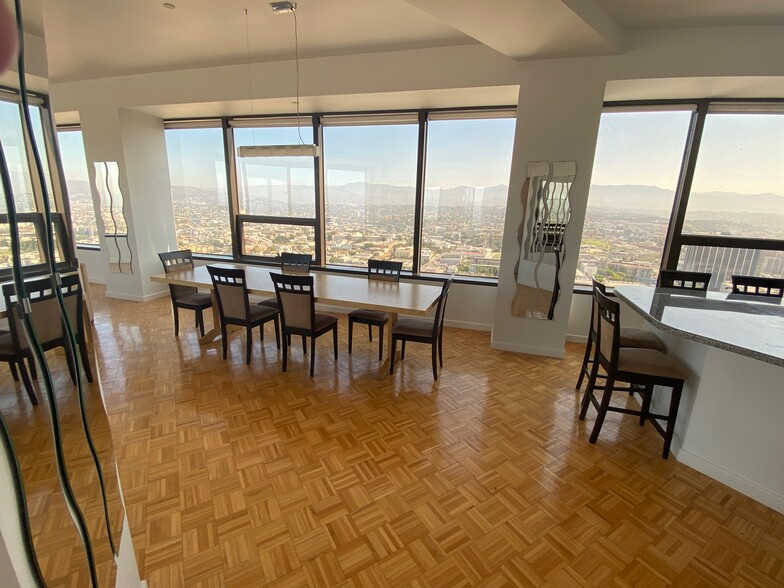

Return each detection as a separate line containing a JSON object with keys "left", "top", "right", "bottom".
{"left": 150, "top": 262, "right": 445, "bottom": 372}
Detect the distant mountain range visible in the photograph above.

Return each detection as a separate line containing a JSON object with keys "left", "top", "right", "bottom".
{"left": 66, "top": 178, "right": 784, "bottom": 218}
{"left": 588, "top": 184, "right": 784, "bottom": 216}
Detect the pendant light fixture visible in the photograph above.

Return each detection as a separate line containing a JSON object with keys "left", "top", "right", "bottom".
{"left": 237, "top": 2, "right": 320, "bottom": 158}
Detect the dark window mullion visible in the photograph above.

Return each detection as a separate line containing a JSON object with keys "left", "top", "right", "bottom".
{"left": 224, "top": 117, "right": 241, "bottom": 260}
{"left": 412, "top": 111, "right": 427, "bottom": 275}
{"left": 663, "top": 100, "right": 709, "bottom": 270}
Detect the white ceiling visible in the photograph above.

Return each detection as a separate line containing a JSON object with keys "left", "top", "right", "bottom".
{"left": 32, "top": 0, "right": 784, "bottom": 84}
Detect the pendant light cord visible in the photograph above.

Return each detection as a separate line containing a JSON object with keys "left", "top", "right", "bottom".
{"left": 293, "top": 8, "right": 305, "bottom": 145}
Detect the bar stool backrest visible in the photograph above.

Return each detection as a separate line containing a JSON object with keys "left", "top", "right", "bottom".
{"left": 657, "top": 270, "right": 711, "bottom": 291}
{"left": 731, "top": 275, "right": 784, "bottom": 298}
{"left": 594, "top": 287, "right": 621, "bottom": 373}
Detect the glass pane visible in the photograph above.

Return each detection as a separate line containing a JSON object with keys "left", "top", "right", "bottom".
{"left": 234, "top": 126, "right": 316, "bottom": 218}
{"left": 576, "top": 110, "right": 693, "bottom": 287}
{"left": 0, "top": 100, "right": 35, "bottom": 213}
{"left": 678, "top": 245, "right": 784, "bottom": 291}
{"left": 684, "top": 113, "right": 784, "bottom": 240}
{"left": 241, "top": 223, "right": 315, "bottom": 258}
{"left": 422, "top": 117, "right": 514, "bottom": 277}
{"left": 29, "top": 105, "right": 56, "bottom": 211}
{"left": 0, "top": 221, "right": 44, "bottom": 269}
{"left": 166, "top": 128, "right": 232, "bottom": 254}
{"left": 323, "top": 124, "right": 418, "bottom": 270}
{"left": 58, "top": 129, "right": 100, "bottom": 245}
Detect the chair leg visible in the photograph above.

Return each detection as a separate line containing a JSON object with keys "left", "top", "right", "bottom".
{"left": 259, "top": 323, "right": 265, "bottom": 343}
{"left": 310, "top": 336, "right": 316, "bottom": 377}
{"left": 273, "top": 316, "right": 281, "bottom": 349}
{"left": 438, "top": 332, "right": 443, "bottom": 367}
{"left": 580, "top": 359, "right": 601, "bottom": 420}
{"left": 378, "top": 323, "right": 384, "bottom": 361}
{"left": 302, "top": 335, "right": 307, "bottom": 355}
{"left": 589, "top": 378, "right": 615, "bottom": 444}
{"left": 197, "top": 309, "right": 205, "bottom": 337}
{"left": 640, "top": 384, "right": 653, "bottom": 426}
{"left": 348, "top": 318, "right": 353, "bottom": 354}
{"left": 221, "top": 324, "right": 228, "bottom": 360}
{"left": 65, "top": 347, "right": 77, "bottom": 385}
{"left": 282, "top": 333, "right": 288, "bottom": 372}
{"left": 18, "top": 360, "right": 37, "bottom": 406}
{"left": 27, "top": 356, "right": 37, "bottom": 380}
{"left": 431, "top": 342, "right": 438, "bottom": 381}
{"left": 389, "top": 337, "right": 397, "bottom": 375}
{"left": 662, "top": 382, "right": 684, "bottom": 459}
{"left": 333, "top": 325, "right": 338, "bottom": 360}
{"left": 246, "top": 326, "right": 253, "bottom": 364}
{"left": 368, "top": 324, "right": 373, "bottom": 342}
{"left": 576, "top": 333, "right": 593, "bottom": 390}
{"left": 9, "top": 361, "right": 19, "bottom": 381}
{"left": 401, "top": 340, "right": 406, "bottom": 360}
{"left": 173, "top": 305, "right": 180, "bottom": 337}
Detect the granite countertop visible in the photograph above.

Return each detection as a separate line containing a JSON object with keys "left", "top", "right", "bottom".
{"left": 614, "top": 286, "right": 784, "bottom": 368}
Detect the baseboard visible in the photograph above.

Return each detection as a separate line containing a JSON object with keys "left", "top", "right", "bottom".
{"left": 566, "top": 334, "right": 588, "bottom": 344}
{"left": 106, "top": 290, "right": 169, "bottom": 303}
{"left": 490, "top": 340, "right": 565, "bottom": 358}
{"left": 444, "top": 319, "right": 491, "bottom": 332}
{"left": 672, "top": 442, "right": 784, "bottom": 515}
{"left": 88, "top": 277, "right": 106, "bottom": 285}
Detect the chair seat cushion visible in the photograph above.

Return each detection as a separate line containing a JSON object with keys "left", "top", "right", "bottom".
{"left": 249, "top": 305, "right": 278, "bottom": 322}
{"left": 391, "top": 316, "right": 435, "bottom": 338}
{"left": 617, "top": 348, "right": 688, "bottom": 380}
{"left": 619, "top": 327, "right": 665, "bottom": 351}
{"left": 348, "top": 308, "right": 389, "bottom": 323}
{"left": 258, "top": 297, "right": 279, "bottom": 309}
{"left": 176, "top": 291, "right": 212, "bottom": 307}
{"left": 314, "top": 313, "right": 338, "bottom": 331}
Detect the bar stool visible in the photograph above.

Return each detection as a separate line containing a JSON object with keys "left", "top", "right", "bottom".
{"left": 579, "top": 288, "right": 688, "bottom": 458}
{"left": 657, "top": 270, "right": 711, "bottom": 291}
{"left": 575, "top": 278, "right": 664, "bottom": 391}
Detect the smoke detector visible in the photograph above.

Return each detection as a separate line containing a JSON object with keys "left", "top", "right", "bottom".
{"left": 270, "top": 1, "right": 296, "bottom": 14}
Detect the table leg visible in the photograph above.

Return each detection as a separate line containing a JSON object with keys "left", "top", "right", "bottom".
{"left": 198, "top": 290, "right": 222, "bottom": 345}
{"left": 378, "top": 311, "right": 398, "bottom": 377}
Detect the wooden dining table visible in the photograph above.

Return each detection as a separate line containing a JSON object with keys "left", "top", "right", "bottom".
{"left": 150, "top": 262, "right": 445, "bottom": 370}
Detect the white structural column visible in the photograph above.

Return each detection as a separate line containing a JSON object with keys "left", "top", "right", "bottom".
{"left": 78, "top": 106, "right": 177, "bottom": 301}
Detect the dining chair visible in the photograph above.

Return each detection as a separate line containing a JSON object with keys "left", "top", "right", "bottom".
{"left": 579, "top": 287, "right": 688, "bottom": 458}
{"left": 348, "top": 259, "right": 403, "bottom": 360}
{"left": 271, "top": 272, "right": 338, "bottom": 377}
{"left": 575, "top": 278, "right": 664, "bottom": 391}
{"left": 259, "top": 252, "right": 313, "bottom": 311}
{"left": 207, "top": 265, "right": 280, "bottom": 364}
{"left": 730, "top": 275, "right": 784, "bottom": 298}
{"left": 389, "top": 276, "right": 452, "bottom": 381}
{"left": 2, "top": 273, "right": 94, "bottom": 405}
{"left": 657, "top": 269, "right": 711, "bottom": 291}
{"left": 158, "top": 249, "right": 212, "bottom": 337}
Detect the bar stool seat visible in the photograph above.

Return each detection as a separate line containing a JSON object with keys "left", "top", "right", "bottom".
{"left": 617, "top": 348, "right": 688, "bottom": 379}
{"left": 619, "top": 327, "right": 665, "bottom": 351}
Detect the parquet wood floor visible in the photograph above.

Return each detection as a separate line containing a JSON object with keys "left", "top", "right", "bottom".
{"left": 2, "top": 285, "right": 784, "bottom": 587}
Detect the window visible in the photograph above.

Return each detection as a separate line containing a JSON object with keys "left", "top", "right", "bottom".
{"left": 421, "top": 113, "right": 515, "bottom": 277}
{"left": 58, "top": 128, "right": 100, "bottom": 246}
{"left": 577, "top": 108, "right": 694, "bottom": 287}
{"left": 0, "top": 98, "right": 36, "bottom": 213}
{"left": 232, "top": 119, "right": 318, "bottom": 259}
{"left": 165, "top": 125, "right": 231, "bottom": 254}
{"left": 323, "top": 115, "right": 419, "bottom": 270}
{"left": 675, "top": 107, "right": 784, "bottom": 289}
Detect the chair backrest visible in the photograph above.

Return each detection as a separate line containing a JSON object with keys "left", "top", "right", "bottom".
{"left": 368, "top": 259, "right": 402, "bottom": 282}
{"left": 271, "top": 272, "right": 315, "bottom": 331}
{"left": 207, "top": 265, "right": 250, "bottom": 322}
{"left": 432, "top": 276, "right": 454, "bottom": 339}
{"left": 657, "top": 270, "right": 711, "bottom": 291}
{"left": 159, "top": 249, "right": 197, "bottom": 300}
{"left": 2, "top": 274, "right": 82, "bottom": 351}
{"left": 280, "top": 252, "right": 312, "bottom": 273}
{"left": 594, "top": 287, "right": 621, "bottom": 371}
{"left": 731, "top": 275, "right": 784, "bottom": 298}
{"left": 589, "top": 278, "right": 607, "bottom": 338}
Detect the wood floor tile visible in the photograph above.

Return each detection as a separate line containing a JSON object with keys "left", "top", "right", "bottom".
{"left": 3, "top": 284, "right": 784, "bottom": 586}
